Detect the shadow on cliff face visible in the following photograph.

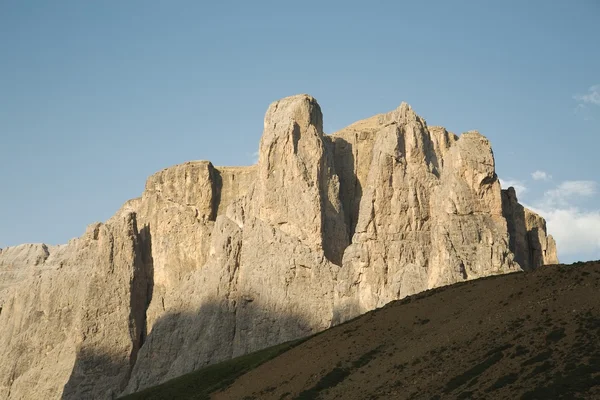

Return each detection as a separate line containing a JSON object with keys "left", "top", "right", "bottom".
{"left": 330, "top": 137, "right": 362, "bottom": 240}
{"left": 211, "top": 166, "right": 223, "bottom": 219}
{"left": 501, "top": 188, "right": 547, "bottom": 270}
{"left": 132, "top": 224, "right": 154, "bottom": 362}
{"left": 61, "top": 350, "right": 129, "bottom": 400}
{"left": 61, "top": 221, "right": 155, "bottom": 400}
{"left": 61, "top": 299, "right": 313, "bottom": 399}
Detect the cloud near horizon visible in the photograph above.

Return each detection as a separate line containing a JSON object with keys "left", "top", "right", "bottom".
{"left": 525, "top": 179, "right": 600, "bottom": 261}
{"left": 528, "top": 205, "right": 600, "bottom": 261}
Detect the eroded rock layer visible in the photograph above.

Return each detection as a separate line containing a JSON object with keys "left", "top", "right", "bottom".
{"left": 0, "top": 94, "right": 557, "bottom": 399}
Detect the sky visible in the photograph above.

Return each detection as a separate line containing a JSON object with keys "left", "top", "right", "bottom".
{"left": 1, "top": 1, "right": 599, "bottom": 263}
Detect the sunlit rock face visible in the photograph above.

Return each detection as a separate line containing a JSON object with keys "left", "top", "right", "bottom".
{"left": 0, "top": 94, "right": 556, "bottom": 399}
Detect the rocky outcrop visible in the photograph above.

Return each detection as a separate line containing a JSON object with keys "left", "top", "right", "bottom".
{"left": 0, "top": 244, "right": 50, "bottom": 301}
{"left": 501, "top": 187, "right": 559, "bottom": 269}
{"left": 0, "top": 211, "right": 149, "bottom": 400}
{"left": 331, "top": 107, "right": 520, "bottom": 321}
{"left": 0, "top": 94, "right": 557, "bottom": 399}
{"left": 123, "top": 95, "right": 345, "bottom": 394}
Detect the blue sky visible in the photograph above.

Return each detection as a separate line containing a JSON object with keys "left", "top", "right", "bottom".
{"left": 1, "top": 1, "right": 599, "bottom": 263}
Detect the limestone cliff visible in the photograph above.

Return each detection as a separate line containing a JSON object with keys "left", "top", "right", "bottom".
{"left": 0, "top": 94, "right": 557, "bottom": 399}
{"left": 501, "top": 187, "right": 559, "bottom": 269}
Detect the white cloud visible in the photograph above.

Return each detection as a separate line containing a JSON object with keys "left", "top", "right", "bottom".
{"left": 526, "top": 179, "right": 600, "bottom": 261}
{"left": 499, "top": 178, "right": 527, "bottom": 197}
{"left": 544, "top": 180, "right": 597, "bottom": 206}
{"left": 530, "top": 206, "right": 600, "bottom": 259}
{"left": 531, "top": 170, "right": 552, "bottom": 181}
{"left": 574, "top": 84, "right": 600, "bottom": 106}
{"left": 250, "top": 150, "right": 259, "bottom": 164}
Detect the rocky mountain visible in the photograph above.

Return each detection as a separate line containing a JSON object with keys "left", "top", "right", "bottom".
{"left": 0, "top": 94, "right": 557, "bottom": 399}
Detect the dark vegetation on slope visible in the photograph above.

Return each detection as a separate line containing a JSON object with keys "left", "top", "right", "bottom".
{"left": 118, "top": 339, "right": 306, "bottom": 400}
{"left": 125, "top": 261, "right": 600, "bottom": 400}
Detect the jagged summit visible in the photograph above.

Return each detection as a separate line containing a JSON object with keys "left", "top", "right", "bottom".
{"left": 0, "top": 94, "right": 556, "bottom": 399}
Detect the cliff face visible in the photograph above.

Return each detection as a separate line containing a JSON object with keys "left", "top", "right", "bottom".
{"left": 501, "top": 187, "right": 559, "bottom": 269}
{"left": 0, "top": 94, "right": 557, "bottom": 399}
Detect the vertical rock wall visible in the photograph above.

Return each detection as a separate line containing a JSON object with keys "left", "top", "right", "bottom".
{"left": 0, "top": 94, "right": 557, "bottom": 399}
{"left": 501, "top": 187, "right": 559, "bottom": 269}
